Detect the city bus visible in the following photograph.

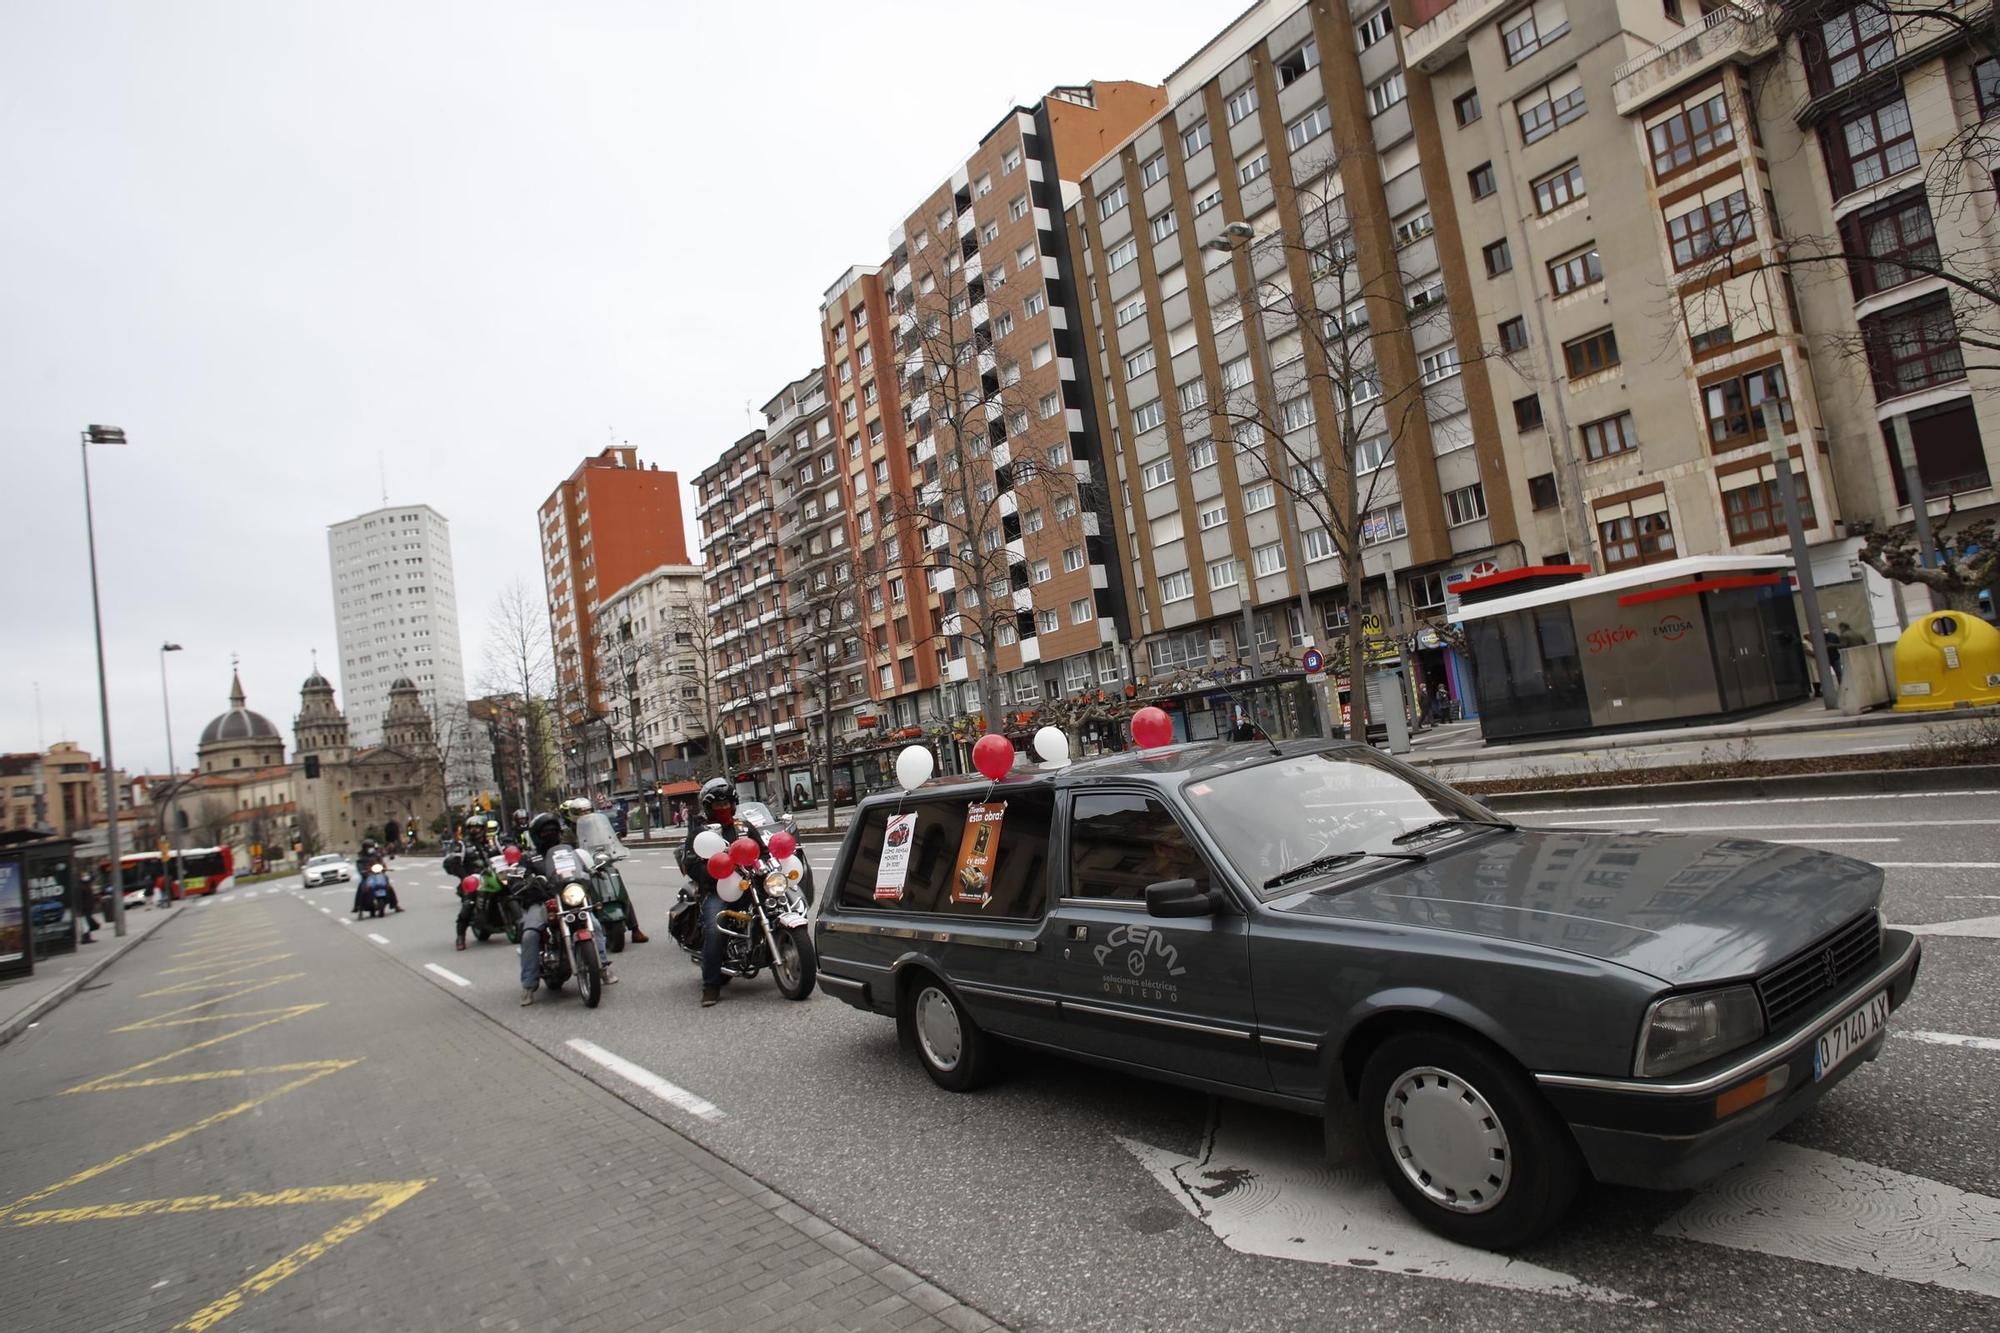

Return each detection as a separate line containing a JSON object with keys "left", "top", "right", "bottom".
{"left": 115, "top": 846, "right": 237, "bottom": 898}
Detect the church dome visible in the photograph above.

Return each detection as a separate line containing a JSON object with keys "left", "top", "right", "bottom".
{"left": 389, "top": 676, "right": 417, "bottom": 692}
{"left": 303, "top": 670, "right": 333, "bottom": 691}
{"left": 199, "top": 671, "right": 280, "bottom": 745}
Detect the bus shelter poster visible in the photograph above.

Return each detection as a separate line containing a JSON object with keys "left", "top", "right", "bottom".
{"left": 0, "top": 863, "right": 23, "bottom": 965}
{"left": 951, "top": 802, "right": 1006, "bottom": 906}
{"left": 875, "top": 814, "right": 917, "bottom": 902}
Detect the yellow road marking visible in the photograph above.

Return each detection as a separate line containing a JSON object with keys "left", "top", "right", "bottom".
{"left": 115, "top": 978, "right": 308, "bottom": 1028}
{"left": 9, "top": 1180, "right": 424, "bottom": 1226}
{"left": 142, "top": 971, "right": 307, "bottom": 999}
{"left": 0, "top": 1063, "right": 354, "bottom": 1222}
{"left": 169, "top": 935, "right": 283, "bottom": 960}
{"left": 66, "top": 1008, "right": 327, "bottom": 1093}
{"left": 158, "top": 952, "right": 294, "bottom": 977}
{"left": 178, "top": 1180, "right": 431, "bottom": 1332}
{"left": 77, "top": 1058, "right": 356, "bottom": 1092}
{"left": 118, "top": 1005, "right": 316, "bottom": 1033}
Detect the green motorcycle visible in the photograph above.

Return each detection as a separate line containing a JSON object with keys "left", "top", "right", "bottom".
{"left": 447, "top": 851, "right": 523, "bottom": 944}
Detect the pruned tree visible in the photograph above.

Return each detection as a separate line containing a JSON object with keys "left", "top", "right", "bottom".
{"left": 191, "top": 795, "right": 230, "bottom": 850}
{"left": 884, "top": 230, "right": 1091, "bottom": 724}
{"left": 654, "top": 602, "right": 729, "bottom": 782}
{"left": 784, "top": 545, "right": 876, "bottom": 833}
{"left": 1211, "top": 143, "right": 1466, "bottom": 738}
{"left": 1857, "top": 512, "right": 1998, "bottom": 612}
{"left": 480, "top": 578, "right": 556, "bottom": 812}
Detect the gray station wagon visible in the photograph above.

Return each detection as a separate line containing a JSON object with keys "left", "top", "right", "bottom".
{"left": 813, "top": 740, "right": 1922, "bottom": 1248}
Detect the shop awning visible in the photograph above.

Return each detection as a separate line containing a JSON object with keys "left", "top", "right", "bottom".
{"left": 659, "top": 780, "right": 700, "bottom": 797}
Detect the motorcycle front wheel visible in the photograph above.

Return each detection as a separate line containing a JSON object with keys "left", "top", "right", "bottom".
{"left": 575, "top": 938, "right": 603, "bottom": 1009}
{"left": 772, "top": 923, "right": 817, "bottom": 1000}
{"left": 472, "top": 927, "right": 491, "bottom": 942}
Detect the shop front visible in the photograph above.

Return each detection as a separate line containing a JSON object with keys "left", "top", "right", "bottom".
{"left": 1456, "top": 556, "right": 1808, "bottom": 742}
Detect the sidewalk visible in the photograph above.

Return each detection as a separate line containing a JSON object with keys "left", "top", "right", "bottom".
{"left": 0, "top": 900, "right": 182, "bottom": 1047}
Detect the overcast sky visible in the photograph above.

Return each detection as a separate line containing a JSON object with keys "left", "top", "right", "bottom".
{"left": 1, "top": 0, "right": 1225, "bottom": 775}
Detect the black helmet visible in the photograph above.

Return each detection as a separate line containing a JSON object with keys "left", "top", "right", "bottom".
{"left": 528, "top": 811, "right": 564, "bottom": 854}
{"left": 698, "top": 777, "right": 737, "bottom": 816}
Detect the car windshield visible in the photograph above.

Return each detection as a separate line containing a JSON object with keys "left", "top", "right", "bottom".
{"left": 737, "top": 801, "right": 777, "bottom": 827}
{"left": 308, "top": 854, "right": 342, "bottom": 865}
{"left": 1182, "top": 748, "right": 1506, "bottom": 899}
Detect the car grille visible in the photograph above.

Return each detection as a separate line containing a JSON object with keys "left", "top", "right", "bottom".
{"left": 1756, "top": 911, "right": 1882, "bottom": 1032}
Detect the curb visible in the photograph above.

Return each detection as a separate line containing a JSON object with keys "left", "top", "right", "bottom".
{"left": 0, "top": 905, "right": 184, "bottom": 1049}
{"left": 1476, "top": 763, "right": 2000, "bottom": 811}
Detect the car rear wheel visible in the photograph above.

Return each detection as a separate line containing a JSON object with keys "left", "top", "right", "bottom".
{"left": 904, "top": 978, "right": 992, "bottom": 1092}
{"left": 1358, "top": 1029, "right": 1581, "bottom": 1251}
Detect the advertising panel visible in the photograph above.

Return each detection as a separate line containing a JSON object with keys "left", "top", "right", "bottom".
{"left": 28, "top": 856, "right": 75, "bottom": 958}
{"left": 0, "top": 862, "right": 25, "bottom": 972}
{"left": 1571, "top": 591, "right": 1721, "bottom": 725}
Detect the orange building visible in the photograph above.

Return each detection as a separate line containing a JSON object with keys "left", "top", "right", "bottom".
{"left": 539, "top": 447, "right": 691, "bottom": 741}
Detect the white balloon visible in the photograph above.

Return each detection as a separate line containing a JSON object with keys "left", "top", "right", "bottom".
{"left": 895, "top": 744, "right": 935, "bottom": 792}
{"left": 692, "top": 829, "right": 728, "bottom": 859}
{"left": 1033, "top": 725, "right": 1071, "bottom": 767}
{"left": 781, "top": 854, "right": 805, "bottom": 881}
{"left": 716, "top": 873, "right": 746, "bottom": 903}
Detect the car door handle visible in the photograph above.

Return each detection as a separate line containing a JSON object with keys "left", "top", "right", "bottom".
{"left": 1068, "top": 924, "right": 1089, "bottom": 941}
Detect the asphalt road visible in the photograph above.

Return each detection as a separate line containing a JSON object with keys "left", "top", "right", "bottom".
{"left": 228, "top": 788, "right": 2000, "bottom": 1332}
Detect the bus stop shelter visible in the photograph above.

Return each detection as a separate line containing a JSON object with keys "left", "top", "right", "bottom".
{"left": 1453, "top": 555, "right": 1811, "bottom": 742}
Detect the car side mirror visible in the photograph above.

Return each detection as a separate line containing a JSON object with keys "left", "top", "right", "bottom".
{"left": 1145, "top": 878, "right": 1218, "bottom": 918}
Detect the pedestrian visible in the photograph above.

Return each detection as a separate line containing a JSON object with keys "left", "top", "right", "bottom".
{"left": 149, "top": 862, "right": 165, "bottom": 909}
{"left": 1825, "top": 622, "right": 1852, "bottom": 682}
{"left": 77, "top": 864, "right": 99, "bottom": 943}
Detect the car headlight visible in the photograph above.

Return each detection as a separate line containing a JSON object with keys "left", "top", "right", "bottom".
{"left": 560, "top": 883, "right": 589, "bottom": 909}
{"left": 1636, "top": 985, "right": 1765, "bottom": 1077}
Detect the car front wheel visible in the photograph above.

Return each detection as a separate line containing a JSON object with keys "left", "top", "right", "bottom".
{"left": 1358, "top": 1029, "right": 1581, "bottom": 1251}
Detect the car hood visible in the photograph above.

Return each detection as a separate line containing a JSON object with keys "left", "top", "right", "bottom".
{"left": 1273, "top": 828, "right": 1882, "bottom": 985}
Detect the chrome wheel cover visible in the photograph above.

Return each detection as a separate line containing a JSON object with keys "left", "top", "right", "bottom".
{"left": 773, "top": 929, "right": 801, "bottom": 989}
{"left": 914, "top": 987, "right": 963, "bottom": 1071}
{"left": 1383, "top": 1065, "right": 1512, "bottom": 1213}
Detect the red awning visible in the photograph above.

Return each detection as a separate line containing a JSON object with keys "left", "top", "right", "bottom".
{"left": 659, "top": 780, "right": 700, "bottom": 797}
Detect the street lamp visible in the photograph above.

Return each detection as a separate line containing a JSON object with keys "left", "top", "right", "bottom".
{"left": 159, "top": 642, "right": 183, "bottom": 883}
{"left": 81, "top": 424, "right": 129, "bottom": 936}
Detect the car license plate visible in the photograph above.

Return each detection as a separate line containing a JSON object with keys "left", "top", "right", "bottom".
{"left": 1814, "top": 990, "right": 1890, "bottom": 1082}
{"left": 778, "top": 911, "right": 808, "bottom": 929}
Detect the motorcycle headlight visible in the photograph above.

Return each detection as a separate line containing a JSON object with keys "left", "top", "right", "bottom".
{"left": 763, "top": 871, "right": 788, "bottom": 894}
{"left": 1635, "top": 985, "right": 1765, "bottom": 1077}
{"left": 369, "top": 863, "right": 384, "bottom": 874}
{"left": 560, "top": 883, "right": 589, "bottom": 909}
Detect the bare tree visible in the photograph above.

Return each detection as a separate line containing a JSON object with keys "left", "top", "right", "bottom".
{"left": 1211, "top": 144, "right": 1465, "bottom": 737}
{"left": 885, "top": 235, "right": 1091, "bottom": 724}
{"left": 191, "top": 795, "right": 230, "bottom": 850}
{"left": 655, "top": 602, "right": 730, "bottom": 782}
{"left": 783, "top": 545, "right": 876, "bottom": 833}
{"left": 480, "top": 578, "right": 556, "bottom": 811}
{"left": 1857, "top": 512, "right": 1999, "bottom": 611}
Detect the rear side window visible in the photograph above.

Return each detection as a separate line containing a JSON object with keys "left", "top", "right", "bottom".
{"left": 837, "top": 792, "right": 1053, "bottom": 919}
{"left": 1066, "top": 793, "right": 1211, "bottom": 901}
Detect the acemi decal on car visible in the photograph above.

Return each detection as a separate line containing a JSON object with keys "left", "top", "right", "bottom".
{"left": 1094, "top": 923, "right": 1186, "bottom": 1002}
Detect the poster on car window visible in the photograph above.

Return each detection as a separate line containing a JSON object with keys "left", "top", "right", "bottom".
{"left": 875, "top": 814, "right": 918, "bottom": 902}
{"left": 951, "top": 802, "right": 1006, "bottom": 906}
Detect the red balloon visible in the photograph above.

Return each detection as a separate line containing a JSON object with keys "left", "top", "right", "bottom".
{"left": 730, "top": 835, "right": 761, "bottom": 867}
{"left": 460, "top": 875, "right": 482, "bottom": 896}
{"left": 973, "top": 733, "right": 1015, "bottom": 781}
{"left": 706, "top": 850, "right": 735, "bottom": 880}
{"left": 1131, "top": 706, "right": 1173, "bottom": 749}
{"left": 768, "top": 830, "right": 797, "bottom": 861}
{"left": 502, "top": 845, "right": 521, "bottom": 866}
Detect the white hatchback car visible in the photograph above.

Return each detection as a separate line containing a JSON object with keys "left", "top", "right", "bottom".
{"left": 301, "top": 853, "right": 351, "bottom": 888}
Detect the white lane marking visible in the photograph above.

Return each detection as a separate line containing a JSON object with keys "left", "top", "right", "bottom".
{"left": 318, "top": 906, "right": 331, "bottom": 914}
{"left": 1504, "top": 790, "right": 2000, "bottom": 817}
{"left": 1660, "top": 1142, "right": 2000, "bottom": 1299}
{"left": 367, "top": 932, "right": 390, "bottom": 944}
{"left": 1119, "top": 1105, "right": 1643, "bottom": 1304}
{"left": 424, "top": 962, "right": 472, "bottom": 987}
{"left": 1552, "top": 819, "right": 1999, "bottom": 832}
{"left": 1944, "top": 894, "right": 2000, "bottom": 900}
{"left": 337, "top": 917, "right": 352, "bottom": 925}
{"left": 1877, "top": 862, "right": 2000, "bottom": 870}
{"left": 1901, "top": 914, "right": 2000, "bottom": 938}
{"left": 564, "top": 1038, "right": 724, "bottom": 1122}
{"left": 1899, "top": 1030, "right": 2000, "bottom": 1053}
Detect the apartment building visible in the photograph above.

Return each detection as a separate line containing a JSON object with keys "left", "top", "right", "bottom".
{"left": 590, "top": 561, "right": 706, "bottom": 793}
{"left": 693, "top": 430, "right": 800, "bottom": 801}
{"left": 538, "top": 447, "right": 692, "bottom": 758}
{"left": 1069, "top": 3, "right": 1523, "bottom": 707}
{"left": 327, "top": 504, "right": 468, "bottom": 746}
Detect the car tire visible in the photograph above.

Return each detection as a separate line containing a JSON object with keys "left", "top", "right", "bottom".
{"left": 1358, "top": 1029, "right": 1581, "bottom": 1251}
{"left": 903, "top": 977, "right": 992, "bottom": 1092}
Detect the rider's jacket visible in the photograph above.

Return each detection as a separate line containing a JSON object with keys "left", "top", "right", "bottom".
{"left": 678, "top": 816, "right": 759, "bottom": 895}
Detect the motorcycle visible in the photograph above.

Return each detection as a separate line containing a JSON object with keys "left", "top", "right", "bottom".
{"left": 571, "top": 811, "right": 635, "bottom": 953}
{"left": 444, "top": 849, "right": 522, "bottom": 944}
{"left": 517, "top": 844, "right": 608, "bottom": 1009}
{"left": 360, "top": 862, "right": 394, "bottom": 918}
{"left": 668, "top": 835, "right": 816, "bottom": 1000}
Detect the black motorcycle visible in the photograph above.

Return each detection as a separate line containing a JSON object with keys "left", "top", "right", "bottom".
{"left": 517, "top": 845, "right": 608, "bottom": 1008}
{"left": 668, "top": 840, "right": 816, "bottom": 1000}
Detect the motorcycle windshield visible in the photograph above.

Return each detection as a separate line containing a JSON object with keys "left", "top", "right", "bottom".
{"left": 573, "top": 813, "right": 625, "bottom": 859}
{"left": 546, "top": 846, "right": 587, "bottom": 881}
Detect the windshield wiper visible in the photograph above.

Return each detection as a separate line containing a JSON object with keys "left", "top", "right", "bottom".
{"left": 1392, "top": 817, "right": 1514, "bottom": 847}
{"left": 1264, "top": 848, "right": 1428, "bottom": 889}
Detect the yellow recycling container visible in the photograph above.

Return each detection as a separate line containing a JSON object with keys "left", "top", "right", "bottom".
{"left": 1892, "top": 611, "right": 2000, "bottom": 711}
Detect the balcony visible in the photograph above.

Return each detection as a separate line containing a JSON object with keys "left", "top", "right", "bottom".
{"left": 1613, "top": 3, "right": 1775, "bottom": 116}
{"left": 1401, "top": 0, "right": 1510, "bottom": 73}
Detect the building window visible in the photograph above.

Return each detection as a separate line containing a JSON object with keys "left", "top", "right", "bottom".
{"left": 1503, "top": 0, "right": 1570, "bottom": 66}
{"left": 1599, "top": 510, "right": 1676, "bottom": 570}
{"left": 1115, "top": 296, "right": 1147, "bottom": 327}
{"left": 1823, "top": 95, "right": 1918, "bottom": 197}
{"left": 1141, "top": 457, "right": 1175, "bottom": 489}
{"left": 1419, "top": 347, "right": 1461, "bottom": 384}
{"left": 1361, "top": 505, "right": 1407, "bottom": 545}
{"left": 1239, "top": 152, "right": 1272, "bottom": 186}
{"left": 1548, "top": 245, "right": 1603, "bottom": 296}
{"left": 1468, "top": 161, "right": 1497, "bottom": 198}
{"left": 1070, "top": 597, "right": 1095, "bottom": 624}
{"left": 1225, "top": 84, "right": 1258, "bottom": 126}
{"left": 1443, "top": 483, "right": 1488, "bottom": 526}
{"left": 1192, "top": 186, "right": 1224, "bottom": 216}
{"left": 1124, "top": 345, "right": 1156, "bottom": 380}
{"left": 1393, "top": 209, "right": 1434, "bottom": 247}
{"left": 1009, "top": 194, "right": 1031, "bottom": 222}
{"left": 1580, "top": 411, "right": 1639, "bottom": 460}
{"left": 1863, "top": 294, "right": 1967, "bottom": 398}
{"left": 1181, "top": 120, "right": 1211, "bottom": 158}
{"left": 1252, "top": 541, "right": 1287, "bottom": 576}
{"left": 1562, "top": 326, "right": 1620, "bottom": 378}
{"left": 1303, "top": 528, "right": 1336, "bottom": 561}
{"left": 1002, "top": 146, "right": 1021, "bottom": 174}
{"left": 1840, "top": 188, "right": 1939, "bottom": 297}
{"left": 1514, "top": 394, "right": 1544, "bottom": 431}
{"left": 1357, "top": 6, "right": 1392, "bottom": 49}
{"left": 1139, "top": 155, "right": 1170, "bottom": 190}
{"left": 1368, "top": 71, "right": 1407, "bottom": 116}
{"left": 1023, "top": 291, "right": 1046, "bottom": 317}
{"left": 1527, "top": 472, "right": 1560, "bottom": 510}
{"left": 1097, "top": 179, "right": 1128, "bottom": 219}
{"left": 1149, "top": 211, "right": 1178, "bottom": 242}
{"left": 1179, "top": 381, "right": 1209, "bottom": 417}
{"left": 1159, "top": 570, "right": 1195, "bottom": 604}
{"left": 1024, "top": 507, "right": 1044, "bottom": 533}
{"left": 1647, "top": 89, "right": 1733, "bottom": 180}
{"left": 1666, "top": 189, "right": 1753, "bottom": 269}
{"left": 1280, "top": 396, "right": 1316, "bottom": 431}
{"left": 1498, "top": 316, "right": 1530, "bottom": 352}
{"left": 1038, "top": 391, "right": 1062, "bottom": 419}
{"left": 1454, "top": 89, "right": 1482, "bottom": 126}
{"left": 1133, "top": 398, "right": 1167, "bottom": 432}
{"left": 1244, "top": 482, "right": 1277, "bottom": 513}
{"left": 1701, "top": 361, "right": 1793, "bottom": 447}
{"left": 1063, "top": 545, "right": 1085, "bottom": 573}
{"left": 1517, "top": 71, "right": 1586, "bottom": 144}
{"left": 1483, "top": 238, "right": 1513, "bottom": 276}
{"left": 1977, "top": 57, "right": 2000, "bottom": 119}
{"left": 1287, "top": 104, "right": 1332, "bottom": 152}
{"left": 1207, "top": 557, "right": 1240, "bottom": 590}
{"left": 1277, "top": 37, "right": 1320, "bottom": 87}
{"left": 1531, "top": 160, "right": 1585, "bottom": 214}
{"left": 1197, "top": 502, "right": 1229, "bottom": 533}
{"left": 1724, "top": 466, "right": 1816, "bottom": 543}
{"left": 1803, "top": 3, "right": 1896, "bottom": 97}
{"left": 1030, "top": 558, "right": 1053, "bottom": 584}
{"left": 1036, "top": 609, "right": 1059, "bottom": 635}
{"left": 1107, "top": 239, "right": 1138, "bottom": 272}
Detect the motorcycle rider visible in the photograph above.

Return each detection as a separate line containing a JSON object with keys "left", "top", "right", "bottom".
{"left": 452, "top": 815, "right": 499, "bottom": 951}
{"left": 560, "top": 796, "right": 649, "bottom": 944}
{"left": 678, "top": 777, "right": 761, "bottom": 1008}
{"left": 353, "top": 838, "right": 402, "bottom": 914}
{"left": 517, "top": 810, "right": 615, "bottom": 1005}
